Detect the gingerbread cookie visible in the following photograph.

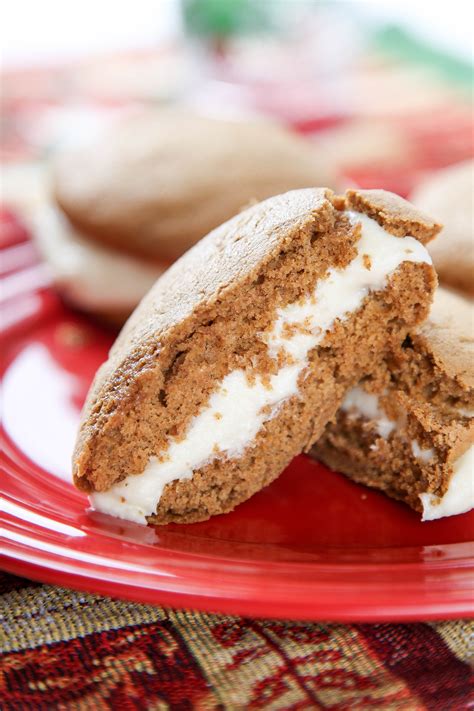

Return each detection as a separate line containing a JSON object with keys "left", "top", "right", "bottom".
{"left": 73, "top": 188, "right": 437, "bottom": 524}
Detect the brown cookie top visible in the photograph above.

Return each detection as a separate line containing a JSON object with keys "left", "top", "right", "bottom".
{"left": 53, "top": 110, "right": 337, "bottom": 261}
{"left": 417, "top": 287, "right": 474, "bottom": 389}
{"left": 96, "top": 187, "right": 439, "bottom": 391}
{"left": 76, "top": 188, "right": 333, "bottom": 423}
{"left": 344, "top": 189, "right": 441, "bottom": 242}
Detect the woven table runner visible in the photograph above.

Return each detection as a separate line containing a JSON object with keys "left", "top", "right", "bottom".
{"left": 1, "top": 573, "right": 472, "bottom": 710}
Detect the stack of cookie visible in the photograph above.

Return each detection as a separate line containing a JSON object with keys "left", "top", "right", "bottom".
{"left": 40, "top": 113, "right": 470, "bottom": 525}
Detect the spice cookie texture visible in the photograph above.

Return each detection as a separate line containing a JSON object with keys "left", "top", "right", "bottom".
{"left": 73, "top": 187, "right": 438, "bottom": 525}
{"left": 411, "top": 159, "right": 474, "bottom": 297}
{"left": 312, "top": 288, "right": 474, "bottom": 520}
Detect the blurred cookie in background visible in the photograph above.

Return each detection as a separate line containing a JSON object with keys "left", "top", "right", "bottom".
{"left": 34, "top": 206, "right": 163, "bottom": 326}
{"left": 34, "top": 109, "right": 336, "bottom": 323}
{"left": 411, "top": 160, "right": 474, "bottom": 298}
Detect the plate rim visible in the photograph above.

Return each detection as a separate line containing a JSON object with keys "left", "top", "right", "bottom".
{"left": 2, "top": 548, "right": 473, "bottom": 622}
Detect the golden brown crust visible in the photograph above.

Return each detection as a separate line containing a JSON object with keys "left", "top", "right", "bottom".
{"left": 53, "top": 110, "right": 337, "bottom": 261}
{"left": 73, "top": 187, "right": 437, "bottom": 523}
{"left": 345, "top": 189, "right": 441, "bottom": 243}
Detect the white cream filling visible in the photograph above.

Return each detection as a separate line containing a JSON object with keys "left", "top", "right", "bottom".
{"left": 33, "top": 206, "right": 164, "bottom": 311}
{"left": 341, "top": 387, "right": 395, "bottom": 438}
{"left": 411, "top": 440, "right": 434, "bottom": 463}
{"left": 341, "top": 386, "right": 473, "bottom": 519}
{"left": 420, "top": 445, "right": 474, "bottom": 521}
{"left": 91, "top": 211, "right": 431, "bottom": 524}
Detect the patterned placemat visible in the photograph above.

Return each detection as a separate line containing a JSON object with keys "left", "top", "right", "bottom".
{"left": 1, "top": 572, "right": 472, "bottom": 710}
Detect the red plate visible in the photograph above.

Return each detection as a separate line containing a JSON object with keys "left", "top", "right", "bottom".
{"left": 1, "top": 227, "right": 473, "bottom": 621}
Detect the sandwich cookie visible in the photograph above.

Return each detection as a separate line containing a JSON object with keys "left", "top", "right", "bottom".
{"left": 73, "top": 188, "right": 438, "bottom": 524}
